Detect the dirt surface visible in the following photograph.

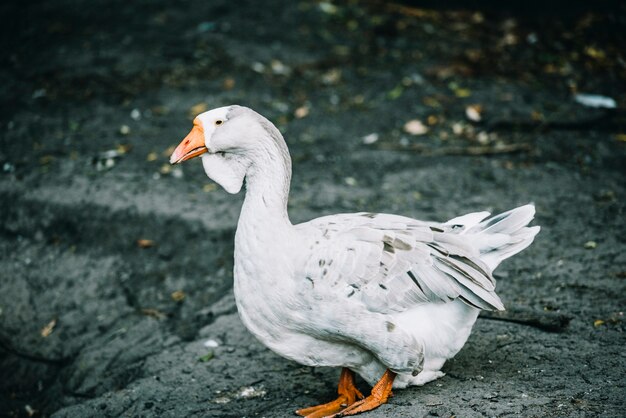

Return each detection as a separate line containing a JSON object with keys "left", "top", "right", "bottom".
{"left": 1, "top": 1, "right": 625, "bottom": 417}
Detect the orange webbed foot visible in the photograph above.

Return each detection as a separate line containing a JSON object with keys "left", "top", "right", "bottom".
{"left": 332, "top": 369, "right": 396, "bottom": 417}
{"left": 295, "top": 368, "right": 364, "bottom": 418}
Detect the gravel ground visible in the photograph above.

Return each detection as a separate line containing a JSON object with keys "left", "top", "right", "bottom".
{"left": 1, "top": 1, "right": 625, "bottom": 417}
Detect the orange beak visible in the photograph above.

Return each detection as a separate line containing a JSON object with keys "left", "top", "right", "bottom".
{"left": 169, "top": 120, "right": 208, "bottom": 164}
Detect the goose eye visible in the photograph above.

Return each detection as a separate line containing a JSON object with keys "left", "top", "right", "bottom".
{"left": 215, "top": 120, "right": 223, "bottom": 126}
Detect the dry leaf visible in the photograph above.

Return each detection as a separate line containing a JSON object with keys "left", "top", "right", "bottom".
{"left": 455, "top": 88, "right": 472, "bottom": 98}
{"left": 151, "top": 106, "right": 170, "bottom": 116}
{"left": 294, "top": 106, "right": 310, "bottom": 119}
{"left": 41, "top": 319, "right": 56, "bottom": 337}
{"left": 423, "top": 97, "right": 441, "bottom": 108}
{"left": 162, "top": 145, "right": 176, "bottom": 157}
{"left": 321, "top": 69, "right": 342, "bottom": 85}
{"left": 593, "top": 319, "right": 604, "bottom": 327}
{"left": 137, "top": 239, "right": 155, "bottom": 248}
{"left": 465, "top": 105, "right": 483, "bottom": 122}
{"left": 141, "top": 308, "right": 167, "bottom": 319}
{"left": 171, "top": 290, "right": 186, "bottom": 302}
{"left": 223, "top": 77, "right": 235, "bottom": 90}
{"left": 159, "top": 164, "right": 172, "bottom": 174}
{"left": 39, "top": 155, "right": 54, "bottom": 165}
{"left": 116, "top": 144, "right": 132, "bottom": 154}
{"left": 189, "top": 102, "right": 208, "bottom": 117}
{"left": 203, "top": 183, "right": 217, "bottom": 192}
{"left": 403, "top": 119, "right": 429, "bottom": 136}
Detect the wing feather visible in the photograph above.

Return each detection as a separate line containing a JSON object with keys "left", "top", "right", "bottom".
{"left": 298, "top": 212, "right": 505, "bottom": 313}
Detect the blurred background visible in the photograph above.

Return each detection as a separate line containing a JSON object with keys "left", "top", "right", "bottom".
{"left": 1, "top": 1, "right": 625, "bottom": 417}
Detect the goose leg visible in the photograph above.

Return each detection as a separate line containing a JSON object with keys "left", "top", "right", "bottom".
{"left": 296, "top": 368, "right": 364, "bottom": 418}
{"left": 333, "top": 369, "right": 396, "bottom": 417}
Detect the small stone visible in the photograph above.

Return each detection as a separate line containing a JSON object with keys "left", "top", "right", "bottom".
{"left": 251, "top": 62, "right": 265, "bottom": 73}
{"left": 204, "top": 339, "right": 220, "bottom": 348}
{"left": 403, "top": 119, "right": 428, "bottom": 136}
{"left": 119, "top": 125, "right": 131, "bottom": 135}
{"left": 584, "top": 241, "right": 597, "bottom": 249}
{"left": 270, "top": 59, "right": 291, "bottom": 76}
{"left": 362, "top": 133, "right": 379, "bottom": 145}
{"left": 483, "top": 392, "right": 498, "bottom": 399}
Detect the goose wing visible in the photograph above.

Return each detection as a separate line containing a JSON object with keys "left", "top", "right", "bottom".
{"left": 297, "top": 212, "right": 504, "bottom": 313}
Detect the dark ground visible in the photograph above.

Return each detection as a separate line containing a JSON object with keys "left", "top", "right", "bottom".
{"left": 1, "top": 1, "right": 625, "bottom": 417}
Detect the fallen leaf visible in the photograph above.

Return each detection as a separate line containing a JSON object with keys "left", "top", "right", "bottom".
{"left": 159, "top": 164, "right": 172, "bottom": 174}
{"left": 41, "top": 319, "right": 56, "bottom": 337}
{"left": 270, "top": 59, "right": 291, "bottom": 76}
{"left": 294, "top": 106, "right": 310, "bottom": 119}
{"left": 584, "top": 46, "right": 606, "bottom": 60}
{"left": 455, "top": 88, "right": 472, "bottom": 98}
{"left": 387, "top": 84, "right": 404, "bottom": 100}
{"left": 151, "top": 106, "right": 170, "bottom": 116}
{"left": 189, "top": 102, "right": 208, "bottom": 117}
{"left": 465, "top": 104, "right": 483, "bottom": 122}
{"left": 593, "top": 319, "right": 604, "bottom": 327}
{"left": 162, "top": 145, "right": 176, "bottom": 157}
{"left": 171, "top": 290, "right": 186, "bottom": 302}
{"left": 531, "top": 110, "right": 544, "bottom": 121}
{"left": 116, "top": 144, "right": 132, "bottom": 154}
{"left": 141, "top": 308, "right": 167, "bottom": 319}
{"left": 423, "top": 97, "right": 441, "bottom": 108}
{"left": 403, "top": 119, "right": 429, "bottom": 136}
{"left": 39, "top": 155, "right": 55, "bottom": 165}
{"left": 198, "top": 351, "right": 214, "bottom": 362}
{"left": 137, "top": 239, "right": 155, "bottom": 248}
{"left": 321, "top": 69, "right": 341, "bottom": 85}
{"left": 203, "top": 183, "right": 218, "bottom": 192}
{"left": 427, "top": 115, "right": 438, "bottom": 125}
{"left": 222, "top": 77, "right": 235, "bottom": 90}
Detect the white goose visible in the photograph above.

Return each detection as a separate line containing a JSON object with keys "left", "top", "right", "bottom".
{"left": 170, "top": 105, "right": 540, "bottom": 417}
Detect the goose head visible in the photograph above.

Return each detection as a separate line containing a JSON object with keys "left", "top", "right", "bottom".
{"left": 170, "top": 105, "right": 290, "bottom": 194}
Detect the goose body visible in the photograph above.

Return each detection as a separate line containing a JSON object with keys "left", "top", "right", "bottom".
{"left": 170, "top": 105, "right": 540, "bottom": 416}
